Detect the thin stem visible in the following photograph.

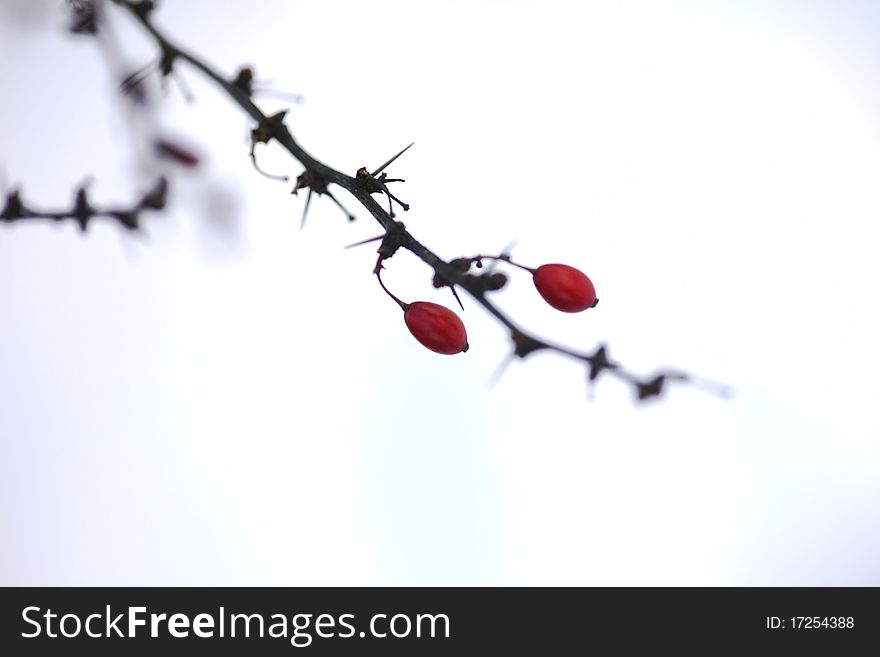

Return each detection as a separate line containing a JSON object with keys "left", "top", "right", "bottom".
{"left": 375, "top": 260, "right": 408, "bottom": 311}
{"left": 470, "top": 254, "right": 536, "bottom": 274}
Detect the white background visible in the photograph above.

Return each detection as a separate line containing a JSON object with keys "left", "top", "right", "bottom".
{"left": 1, "top": 0, "right": 879, "bottom": 585}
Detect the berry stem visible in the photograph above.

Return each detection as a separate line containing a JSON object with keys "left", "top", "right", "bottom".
{"left": 468, "top": 254, "right": 536, "bottom": 274}
{"left": 375, "top": 257, "right": 408, "bottom": 311}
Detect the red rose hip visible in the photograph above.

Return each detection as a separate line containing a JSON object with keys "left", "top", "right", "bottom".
{"left": 404, "top": 302, "right": 469, "bottom": 355}
{"left": 533, "top": 263, "right": 597, "bottom": 312}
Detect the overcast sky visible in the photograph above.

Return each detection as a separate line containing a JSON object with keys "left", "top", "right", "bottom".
{"left": 1, "top": 0, "right": 879, "bottom": 585}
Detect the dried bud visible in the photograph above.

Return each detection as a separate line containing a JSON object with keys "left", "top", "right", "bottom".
{"left": 0, "top": 191, "right": 25, "bottom": 221}
{"left": 141, "top": 177, "right": 168, "bottom": 210}
{"left": 481, "top": 272, "right": 508, "bottom": 292}
{"left": 232, "top": 66, "right": 254, "bottom": 95}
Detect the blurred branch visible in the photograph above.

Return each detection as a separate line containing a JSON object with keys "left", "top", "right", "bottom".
{"left": 1, "top": 177, "right": 167, "bottom": 232}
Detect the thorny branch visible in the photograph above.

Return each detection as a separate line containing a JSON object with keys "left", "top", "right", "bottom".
{"left": 1, "top": 177, "right": 167, "bottom": 232}
{"left": 3, "top": 0, "right": 729, "bottom": 402}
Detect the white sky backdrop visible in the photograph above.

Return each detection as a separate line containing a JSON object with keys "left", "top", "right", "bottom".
{"left": 1, "top": 0, "right": 879, "bottom": 585}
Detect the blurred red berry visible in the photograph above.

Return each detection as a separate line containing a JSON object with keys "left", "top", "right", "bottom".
{"left": 155, "top": 139, "right": 200, "bottom": 167}
{"left": 404, "top": 302, "right": 469, "bottom": 355}
{"left": 533, "top": 263, "right": 597, "bottom": 312}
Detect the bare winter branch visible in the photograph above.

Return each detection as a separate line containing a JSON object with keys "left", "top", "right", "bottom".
{"left": 4, "top": 0, "right": 730, "bottom": 403}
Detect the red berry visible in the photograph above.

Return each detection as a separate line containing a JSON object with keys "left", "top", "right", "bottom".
{"left": 404, "top": 302, "right": 469, "bottom": 355}
{"left": 533, "top": 263, "right": 597, "bottom": 312}
{"left": 155, "top": 139, "right": 200, "bottom": 167}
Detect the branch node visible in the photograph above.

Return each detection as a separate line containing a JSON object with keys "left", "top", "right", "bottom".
{"left": 140, "top": 177, "right": 168, "bottom": 210}
{"left": 73, "top": 187, "right": 93, "bottom": 231}
{"left": 636, "top": 374, "right": 668, "bottom": 402}
{"left": 376, "top": 221, "right": 407, "bottom": 260}
{"left": 1, "top": 190, "right": 25, "bottom": 221}
{"left": 128, "top": 0, "right": 156, "bottom": 19}
{"left": 586, "top": 344, "right": 618, "bottom": 382}
{"left": 512, "top": 331, "right": 546, "bottom": 359}
{"left": 231, "top": 66, "right": 254, "bottom": 96}
{"left": 68, "top": 0, "right": 99, "bottom": 35}
{"left": 294, "top": 170, "right": 355, "bottom": 226}
{"left": 356, "top": 142, "right": 414, "bottom": 215}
